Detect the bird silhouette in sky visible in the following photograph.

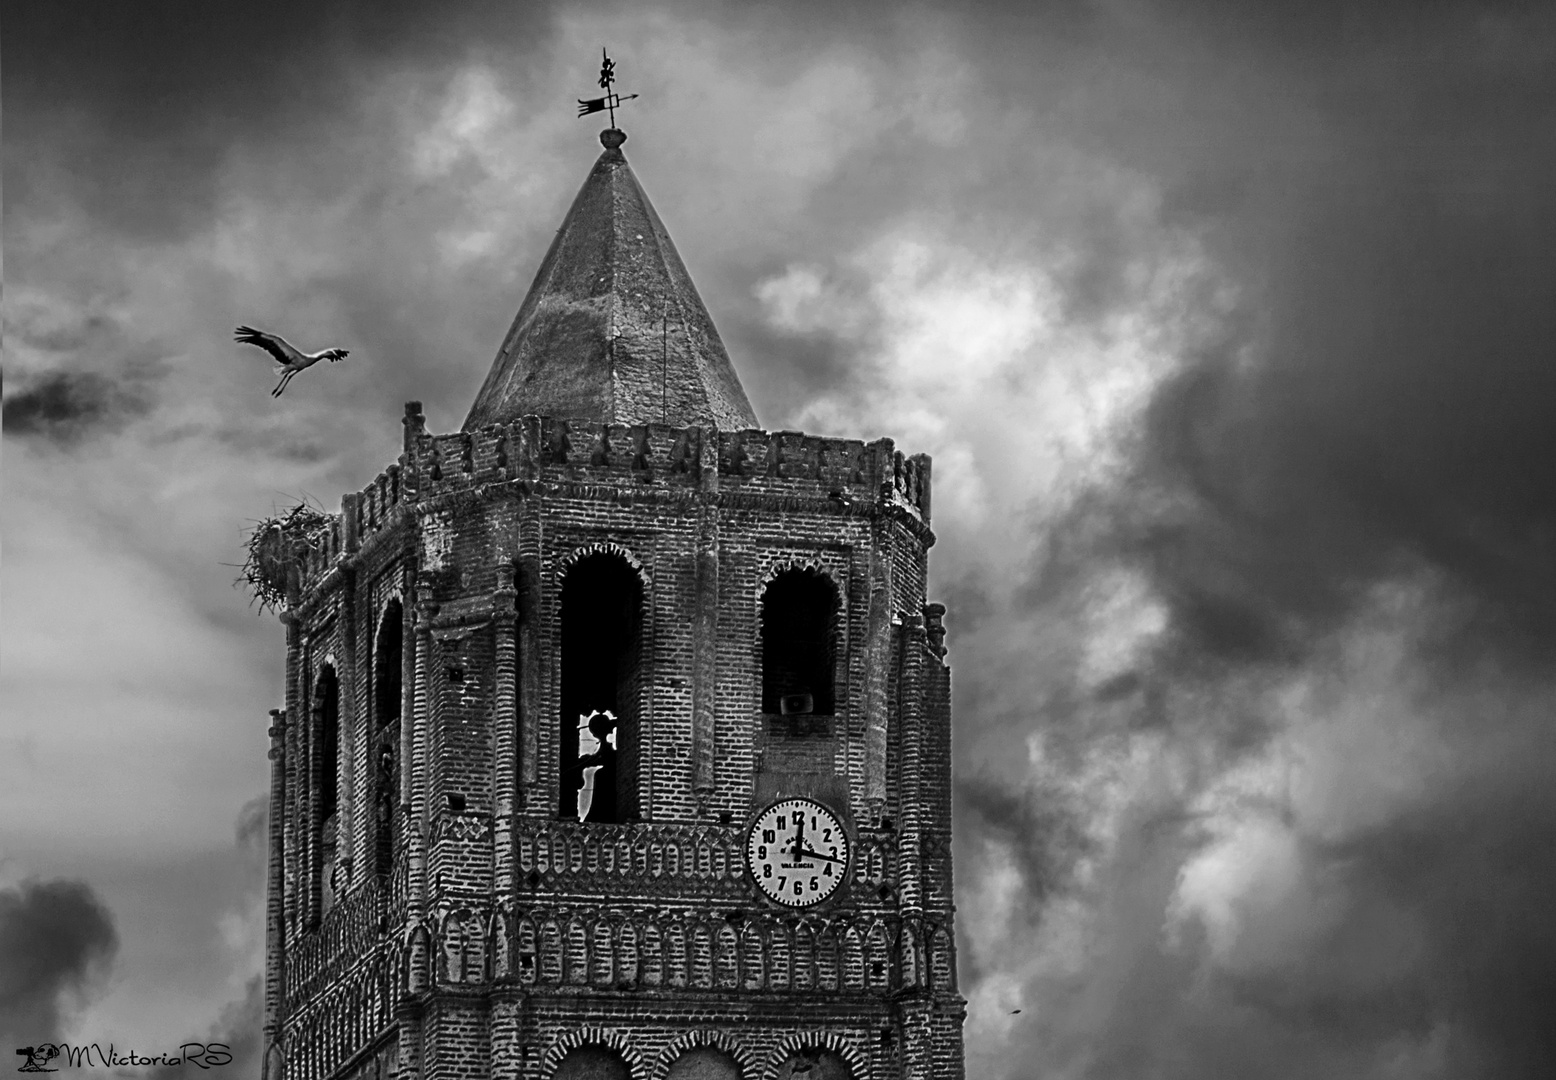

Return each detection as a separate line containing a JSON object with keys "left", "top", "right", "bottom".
{"left": 234, "top": 325, "right": 350, "bottom": 397}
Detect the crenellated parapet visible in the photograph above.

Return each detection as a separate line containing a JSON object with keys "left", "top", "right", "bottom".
{"left": 292, "top": 413, "right": 933, "bottom": 599}
{"left": 409, "top": 417, "right": 931, "bottom": 519}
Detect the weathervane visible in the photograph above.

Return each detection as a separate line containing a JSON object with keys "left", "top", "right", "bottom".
{"left": 577, "top": 48, "right": 639, "bottom": 128}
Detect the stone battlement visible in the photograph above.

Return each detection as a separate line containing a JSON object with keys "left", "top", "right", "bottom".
{"left": 294, "top": 408, "right": 933, "bottom": 592}
{"left": 411, "top": 410, "right": 931, "bottom": 520}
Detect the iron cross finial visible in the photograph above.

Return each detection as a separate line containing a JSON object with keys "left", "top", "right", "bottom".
{"left": 576, "top": 47, "right": 639, "bottom": 129}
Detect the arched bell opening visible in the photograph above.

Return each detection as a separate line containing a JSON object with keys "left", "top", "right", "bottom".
{"left": 370, "top": 598, "right": 403, "bottom": 878}
{"left": 760, "top": 568, "right": 840, "bottom": 728}
{"left": 558, "top": 553, "right": 645, "bottom": 823}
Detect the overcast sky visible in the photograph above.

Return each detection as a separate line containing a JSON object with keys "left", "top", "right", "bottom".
{"left": 5, "top": 2, "right": 1556, "bottom": 1077}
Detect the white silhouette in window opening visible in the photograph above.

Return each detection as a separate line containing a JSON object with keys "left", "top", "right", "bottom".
{"left": 574, "top": 709, "right": 619, "bottom": 823}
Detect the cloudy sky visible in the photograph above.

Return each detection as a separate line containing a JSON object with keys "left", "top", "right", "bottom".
{"left": 5, "top": 1, "right": 1555, "bottom": 1076}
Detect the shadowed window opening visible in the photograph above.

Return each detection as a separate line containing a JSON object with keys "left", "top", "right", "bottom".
{"left": 559, "top": 554, "right": 644, "bottom": 823}
{"left": 313, "top": 664, "right": 340, "bottom": 923}
{"left": 375, "top": 600, "right": 403, "bottom": 727}
{"left": 761, "top": 569, "right": 839, "bottom": 716}
{"left": 372, "top": 599, "right": 403, "bottom": 877}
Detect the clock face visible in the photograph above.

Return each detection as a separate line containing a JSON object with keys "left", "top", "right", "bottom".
{"left": 746, "top": 798, "right": 850, "bottom": 907}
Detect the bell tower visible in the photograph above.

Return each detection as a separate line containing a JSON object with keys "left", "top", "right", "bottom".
{"left": 261, "top": 126, "right": 965, "bottom": 1080}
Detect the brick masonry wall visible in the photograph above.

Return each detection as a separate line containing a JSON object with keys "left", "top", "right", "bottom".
{"left": 270, "top": 413, "right": 963, "bottom": 1080}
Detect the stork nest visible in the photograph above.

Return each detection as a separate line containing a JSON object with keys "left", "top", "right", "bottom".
{"left": 240, "top": 503, "right": 335, "bottom": 613}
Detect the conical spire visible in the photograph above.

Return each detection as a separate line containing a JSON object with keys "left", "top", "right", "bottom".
{"left": 463, "top": 129, "right": 759, "bottom": 432}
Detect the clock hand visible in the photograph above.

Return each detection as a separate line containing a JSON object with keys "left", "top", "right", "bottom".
{"left": 797, "top": 845, "right": 844, "bottom": 864}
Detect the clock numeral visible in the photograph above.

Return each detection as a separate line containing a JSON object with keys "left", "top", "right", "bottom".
{"left": 823, "top": 828, "right": 832, "bottom": 842}
{"left": 810, "top": 877, "right": 818, "bottom": 892}
{"left": 793, "top": 881, "right": 802, "bottom": 896}
{"left": 778, "top": 877, "right": 786, "bottom": 890}
{"left": 824, "top": 864, "right": 833, "bottom": 877}
{"left": 758, "top": 845, "right": 767, "bottom": 860}
{"left": 763, "top": 864, "right": 772, "bottom": 879}
{"left": 763, "top": 829, "right": 775, "bottom": 843}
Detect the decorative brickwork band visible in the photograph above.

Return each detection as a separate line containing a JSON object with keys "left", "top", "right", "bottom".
{"left": 690, "top": 442, "right": 720, "bottom": 804}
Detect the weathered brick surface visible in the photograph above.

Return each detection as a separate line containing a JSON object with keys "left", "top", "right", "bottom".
{"left": 264, "top": 412, "right": 962, "bottom": 1080}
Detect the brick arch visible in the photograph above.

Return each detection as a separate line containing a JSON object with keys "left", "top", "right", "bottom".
{"left": 555, "top": 540, "right": 652, "bottom": 591}
{"left": 761, "top": 1033, "right": 865, "bottom": 1080}
{"left": 929, "top": 920, "right": 956, "bottom": 991}
{"left": 814, "top": 920, "right": 840, "bottom": 991}
{"left": 565, "top": 911, "right": 591, "bottom": 984}
{"left": 590, "top": 915, "right": 616, "bottom": 985}
{"left": 755, "top": 561, "right": 846, "bottom": 718}
{"left": 739, "top": 920, "right": 765, "bottom": 990}
{"left": 865, "top": 919, "right": 891, "bottom": 992}
{"left": 841, "top": 923, "right": 866, "bottom": 990}
{"left": 754, "top": 553, "right": 846, "bottom": 595}
{"left": 403, "top": 922, "right": 431, "bottom": 993}
{"left": 387, "top": 941, "right": 407, "bottom": 1005}
{"left": 373, "top": 589, "right": 405, "bottom": 624}
{"left": 436, "top": 907, "right": 464, "bottom": 983}
{"left": 791, "top": 919, "right": 817, "bottom": 991}
{"left": 650, "top": 1030, "right": 757, "bottom": 1080}
{"left": 263, "top": 1040, "right": 284, "bottom": 1080}
{"left": 766, "top": 919, "right": 791, "bottom": 991}
{"left": 490, "top": 906, "right": 512, "bottom": 979}
{"left": 899, "top": 918, "right": 923, "bottom": 988}
{"left": 614, "top": 915, "right": 641, "bottom": 986}
{"left": 554, "top": 543, "right": 652, "bottom": 824}
{"left": 515, "top": 912, "right": 539, "bottom": 984}
{"left": 543, "top": 1028, "right": 645, "bottom": 1077}
{"left": 639, "top": 915, "right": 664, "bottom": 987}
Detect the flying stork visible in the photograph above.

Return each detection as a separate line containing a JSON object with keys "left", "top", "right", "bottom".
{"left": 234, "top": 325, "right": 350, "bottom": 397}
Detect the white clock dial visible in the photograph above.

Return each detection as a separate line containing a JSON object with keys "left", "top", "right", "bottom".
{"left": 746, "top": 798, "right": 850, "bottom": 907}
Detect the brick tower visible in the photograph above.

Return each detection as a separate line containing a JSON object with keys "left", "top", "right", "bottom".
{"left": 261, "top": 127, "right": 965, "bottom": 1080}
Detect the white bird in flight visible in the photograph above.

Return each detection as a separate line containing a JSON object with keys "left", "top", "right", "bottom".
{"left": 234, "top": 325, "right": 350, "bottom": 397}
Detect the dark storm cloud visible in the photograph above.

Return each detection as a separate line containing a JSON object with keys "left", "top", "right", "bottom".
{"left": 953, "top": 777, "right": 1095, "bottom": 989}
{"left": 10, "top": 2, "right": 1556, "bottom": 1078}
{"left": 3, "top": 0, "right": 561, "bottom": 239}
{"left": 3, "top": 371, "right": 151, "bottom": 445}
{"left": 129, "top": 978, "right": 264, "bottom": 1080}
{"left": 948, "top": 4, "right": 1556, "bottom": 1076}
{"left": 1012, "top": 0, "right": 1556, "bottom": 665}
{"left": 234, "top": 796, "right": 269, "bottom": 859}
{"left": 0, "top": 879, "right": 119, "bottom": 1047}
